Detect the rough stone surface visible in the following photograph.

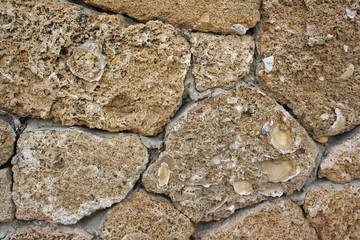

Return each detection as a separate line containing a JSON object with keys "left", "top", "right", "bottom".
{"left": 100, "top": 190, "right": 194, "bottom": 240}
{"left": 190, "top": 33, "right": 255, "bottom": 92}
{"left": 0, "top": 168, "right": 15, "bottom": 222}
{"left": 194, "top": 199, "right": 318, "bottom": 240}
{"left": 304, "top": 184, "right": 360, "bottom": 240}
{"left": 84, "top": 0, "right": 261, "bottom": 34}
{"left": 319, "top": 127, "right": 360, "bottom": 183}
{"left": 0, "top": 120, "right": 16, "bottom": 166}
{"left": 257, "top": 0, "right": 360, "bottom": 139}
{"left": 12, "top": 128, "right": 148, "bottom": 224}
{"left": 0, "top": 0, "right": 191, "bottom": 136}
{"left": 142, "top": 85, "right": 318, "bottom": 222}
{"left": 10, "top": 225, "right": 93, "bottom": 240}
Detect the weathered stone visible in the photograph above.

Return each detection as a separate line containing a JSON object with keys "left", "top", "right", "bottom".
{"left": 12, "top": 128, "right": 148, "bottom": 224}
{"left": 142, "top": 85, "right": 318, "bottom": 222}
{"left": 100, "top": 190, "right": 194, "bottom": 240}
{"left": 257, "top": 0, "right": 360, "bottom": 139}
{"left": 84, "top": 0, "right": 261, "bottom": 34}
{"left": 194, "top": 199, "right": 318, "bottom": 240}
{"left": 0, "top": 120, "right": 16, "bottom": 166}
{"left": 190, "top": 33, "right": 255, "bottom": 92}
{"left": 319, "top": 127, "right": 360, "bottom": 183}
{"left": 0, "top": 0, "right": 191, "bottom": 136}
{"left": 0, "top": 168, "right": 15, "bottom": 222}
{"left": 10, "top": 225, "right": 93, "bottom": 240}
{"left": 304, "top": 184, "right": 360, "bottom": 240}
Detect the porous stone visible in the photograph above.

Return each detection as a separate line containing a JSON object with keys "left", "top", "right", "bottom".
{"left": 304, "top": 184, "right": 360, "bottom": 240}
{"left": 0, "top": 168, "right": 15, "bottom": 222}
{"left": 100, "top": 190, "right": 194, "bottom": 240}
{"left": 0, "top": 120, "right": 16, "bottom": 166}
{"left": 319, "top": 127, "right": 360, "bottom": 183}
{"left": 10, "top": 225, "right": 93, "bottom": 240}
{"left": 12, "top": 129, "right": 148, "bottom": 224}
{"left": 142, "top": 85, "right": 318, "bottom": 222}
{"left": 0, "top": 0, "right": 191, "bottom": 136}
{"left": 84, "top": 0, "right": 261, "bottom": 34}
{"left": 257, "top": 0, "right": 360, "bottom": 139}
{"left": 190, "top": 33, "right": 255, "bottom": 92}
{"left": 194, "top": 199, "right": 318, "bottom": 240}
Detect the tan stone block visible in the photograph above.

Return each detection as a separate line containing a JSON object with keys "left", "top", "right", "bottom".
{"left": 0, "top": 120, "right": 16, "bottom": 166}
{"left": 0, "top": 168, "right": 15, "bottom": 222}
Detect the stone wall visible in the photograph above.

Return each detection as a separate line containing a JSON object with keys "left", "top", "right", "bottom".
{"left": 0, "top": 0, "right": 359, "bottom": 239}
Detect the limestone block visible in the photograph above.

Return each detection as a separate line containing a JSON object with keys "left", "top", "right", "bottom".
{"left": 142, "top": 85, "right": 318, "bottom": 222}
{"left": 190, "top": 33, "right": 255, "bottom": 92}
{"left": 100, "top": 190, "right": 194, "bottom": 240}
{"left": 0, "top": 0, "right": 190, "bottom": 136}
{"left": 12, "top": 129, "right": 148, "bottom": 224}
{"left": 0, "top": 120, "right": 16, "bottom": 166}
{"left": 304, "top": 184, "right": 360, "bottom": 240}
{"left": 194, "top": 199, "right": 318, "bottom": 240}
{"left": 257, "top": 0, "right": 360, "bottom": 139}
{"left": 84, "top": 0, "right": 261, "bottom": 34}
{"left": 0, "top": 168, "right": 15, "bottom": 222}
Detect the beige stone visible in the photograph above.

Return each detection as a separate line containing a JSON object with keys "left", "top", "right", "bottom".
{"left": 257, "top": 0, "right": 360, "bottom": 139}
{"left": 12, "top": 128, "right": 148, "bottom": 224}
{"left": 194, "top": 199, "right": 318, "bottom": 240}
{"left": 10, "top": 225, "right": 93, "bottom": 240}
{"left": 0, "top": 168, "right": 15, "bottom": 222}
{"left": 84, "top": 0, "right": 261, "bottom": 34}
{"left": 0, "top": 120, "right": 16, "bottom": 166}
{"left": 142, "top": 85, "right": 318, "bottom": 222}
{"left": 190, "top": 33, "right": 255, "bottom": 92}
{"left": 304, "top": 184, "right": 360, "bottom": 240}
{"left": 100, "top": 190, "right": 194, "bottom": 240}
{"left": 0, "top": 0, "right": 190, "bottom": 136}
{"left": 319, "top": 127, "right": 360, "bottom": 183}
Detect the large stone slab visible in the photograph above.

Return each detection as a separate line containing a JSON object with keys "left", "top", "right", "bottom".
{"left": 257, "top": 0, "right": 360, "bottom": 140}
{"left": 142, "top": 85, "right": 318, "bottom": 222}
{"left": 0, "top": 120, "right": 16, "bottom": 166}
{"left": 0, "top": 168, "right": 15, "bottom": 222}
{"left": 84, "top": 0, "right": 261, "bottom": 34}
{"left": 12, "top": 128, "right": 148, "bottom": 224}
{"left": 194, "top": 199, "right": 318, "bottom": 240}
{"left": 0, "top": 0, "right": 190, "bottom": 136}
{"left": 100, "top": 190, "right": 194, "bottom": 240}
{"left": 304, "top": 184, "right": 360, "bottom": 240}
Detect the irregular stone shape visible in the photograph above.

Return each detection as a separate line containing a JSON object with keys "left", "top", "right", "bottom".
{"left": 100, "top": 190, "right": 194, "bottom": 240}
{"left": 0, "top": 168, "right": 15, "bottom": 222}
{"left": 0, "top": 120, "right": 16, "bottom": 166}
{"left": 190, "top": 33, "right": 255, "bottom": 92}
{"left": 319, "top": 127, "right": 360, "bottom": 183}
{"left": 304, "top": 184, "right": 360, "bottom": 240}
{"left": 142, "top": 85, "right": 318, "bottom": 222}
{"left": 0, "top": 0, "right": 191, "bottom": 136}
{"left": 257, "top": 0, "right": 360, "bottom": 139}
{"left": 10, "top": 225, "right": 93, "bottom": 240}
{"left": 12, "top": 129, "right": 148, "bottom": 224}
{"left": 194, "top": 199, "right": 318, "bottom": 240}
{"left": 84, "top": 0, "right": 261, "bottom": 34}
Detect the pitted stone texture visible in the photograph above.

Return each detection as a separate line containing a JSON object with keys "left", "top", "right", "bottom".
{"left": 194, "top": 199, "right": 318, "bottom": 240}
{"left": 0, "top": 0, "right": 190, "bottom": 136}
{"left": 84, "top": 0, "right": 261, "bottom": 34}
{"left": 258, "top": 0, "right": 360, "bottom": 139}
{"left": 142, "top": 85, "right": 318, "bottom": 222}
{"left": 0, "top": 120, "right": 16, "bottom": 166}
{"left": 319, "top": 127, "right": 360, "bottom": 183}
{"left": 12, "top": 129, "right": 148, "bottom": 224}
{"left": 304, "top": 184, "right": 360, "bottom": 240}
{"left": 0, "top": 168, "right": 15, "bottom": 222}
{"left": 190, "top": 33, "right": 255, "bottom": 92}
{"left": 100, "top": 190, "right": 194, "bottom": 240}
{"left": 10, "top": 225, "right": 93, "bottom": 240}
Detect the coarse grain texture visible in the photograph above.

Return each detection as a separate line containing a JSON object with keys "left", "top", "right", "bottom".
{"left": 0, "top": 120, "right": 16, "bottom": 166}
{"left": 0, "top": 168, "right": 15, "bottom": 222}
{"left": 257, "top": 0, "right": 360, "bottom": 140}
{"left": 142, "top": 85, "right": 318, "bottom": 222}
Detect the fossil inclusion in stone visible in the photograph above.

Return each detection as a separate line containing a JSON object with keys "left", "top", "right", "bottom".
{"left": 0, "top": 120, "right": 16, "bottom": 166}
{"left": 142, "top": 85, "right": 318, "bottom": 222}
